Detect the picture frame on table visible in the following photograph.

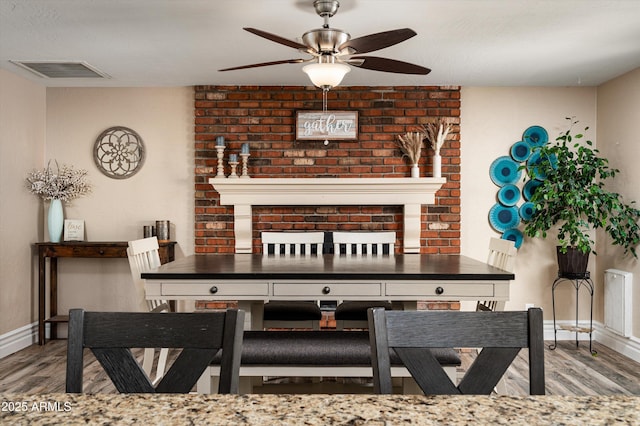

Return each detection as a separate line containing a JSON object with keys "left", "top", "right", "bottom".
{"left": 64, "top": 219, "right": 85, "bottom": 241}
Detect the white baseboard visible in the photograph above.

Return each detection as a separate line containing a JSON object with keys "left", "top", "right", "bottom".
{"left": 593, "top": 324, "right": 640, "bottom": 363}
{"left": 544, "top": 320, "right": 640, "bottom": 364}
{"left": 0, "top": 322, "right": 39, "bottom": 359}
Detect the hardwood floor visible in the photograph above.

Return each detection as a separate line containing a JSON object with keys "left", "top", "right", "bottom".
{"left": 1, "top": 339, "right": 639, "bottom": 395}
{"left": 468, "top": 341, "right": 640, "bottom": 396}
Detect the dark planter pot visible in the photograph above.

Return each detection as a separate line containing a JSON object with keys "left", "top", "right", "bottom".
{"left": 556, "top": 246, "right": 590, "bottom": 278}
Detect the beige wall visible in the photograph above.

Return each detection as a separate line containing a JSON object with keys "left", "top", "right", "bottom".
{"left": 596, "top": 67, "right": 640, "bottom": 338}
{"left": 0, "top": 69, "right": 46, "bottom": 337}
{"left": 0, "top": 81, "right": 195, "bottom": 349}
{"left": 460, "top": 87, "right": 598, "bottom": 318}
{"left": 42, "top": 87, "right": 195, "bottom": 318}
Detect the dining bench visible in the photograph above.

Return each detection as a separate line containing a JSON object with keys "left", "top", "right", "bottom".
{"left": 197, "top": 330, "right": 461, "bottom": 394}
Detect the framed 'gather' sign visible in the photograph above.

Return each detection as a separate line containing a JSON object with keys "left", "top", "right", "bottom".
{"left": 296, "top": 111, "right": 358, "bottom": 141}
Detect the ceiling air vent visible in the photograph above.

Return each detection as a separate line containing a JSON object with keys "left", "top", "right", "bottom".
{"left": 10, "top": 61, "right": 110, "bottom": 79}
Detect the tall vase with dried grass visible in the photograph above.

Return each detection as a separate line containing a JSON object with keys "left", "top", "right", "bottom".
{"left": 396, "top": 131, "right": 424, "bottom": 178}
{"left": 421, "top": 119, "right": 452, "bottom": 178}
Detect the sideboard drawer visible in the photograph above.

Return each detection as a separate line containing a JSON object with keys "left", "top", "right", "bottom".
{"left": 273, "top": 282, "right": 382, "bottom": 297}
{"left": 386, "top": 282, "right": 495, "bottom": 298}
{"left": 161, "top": 282, "right": 269, "bottom": 297}
{"left": 41, "top": 245, "right": 128, "bottom": 258}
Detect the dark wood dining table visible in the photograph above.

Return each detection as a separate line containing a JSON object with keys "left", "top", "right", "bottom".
{"left": 142, "top": 253, "right": 514, "bottom": 329}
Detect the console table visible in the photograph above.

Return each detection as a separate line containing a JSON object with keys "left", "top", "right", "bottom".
{"left": 35, "top": 241, "right": 176, "bottom": 345}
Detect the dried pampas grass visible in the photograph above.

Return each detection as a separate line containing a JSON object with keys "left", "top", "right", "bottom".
{"left": 396, "top": 131, "right": 424, "bottom": 165}
{"left": 420, "top": 119, "right": 452, "bottom": 156}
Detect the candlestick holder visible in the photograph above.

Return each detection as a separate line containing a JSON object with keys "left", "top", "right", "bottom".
{"left": 215, "top": 145, "right": 226, "bottom": 178}
{"left": 228, "top": 160, "right": 239, "bottom": 178}
{"left": 240, "top": 153, "right": 250, "bottom": 178}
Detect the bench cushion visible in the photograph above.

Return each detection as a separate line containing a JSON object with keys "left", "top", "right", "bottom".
{"left": 212, "top": 331, "right": 460, "bottom": 366}
{"left": 334, "top": 301, "right": 393, "bottom": 321}
{"left": 263, "top": 301, "right": 322, "bottom": 321}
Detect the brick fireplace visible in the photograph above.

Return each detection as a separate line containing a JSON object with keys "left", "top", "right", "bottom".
{"left": 194, "top": 85, "right": 461, "bottom": 255}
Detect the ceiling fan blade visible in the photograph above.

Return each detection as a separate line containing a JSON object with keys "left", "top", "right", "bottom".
{"left": 339, "top": 28, "right": 417, "bottom": 54}
{"left": 348, "top": 56, "right": 431, "bottom": 75}
{"left": 244, "top": 27, "right": 311, "bottom": 52}
{"left": 219, "top": 59, "right": 305, "bottom": 72}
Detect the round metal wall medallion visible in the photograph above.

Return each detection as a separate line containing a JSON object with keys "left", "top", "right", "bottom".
{"left": 94, "top": 126, "right": 145, "bottom": 179}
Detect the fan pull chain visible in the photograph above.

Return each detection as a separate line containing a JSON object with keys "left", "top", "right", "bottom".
{"left": 323, "top": 88, "right": 329, "bottom": 146}
{"left": 322, "top": 87, "right": 328, "bottom": 112}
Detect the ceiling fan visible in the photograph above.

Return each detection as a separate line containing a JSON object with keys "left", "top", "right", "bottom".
{"left": 219, "top": 0, "right": 431, "bottom": 90}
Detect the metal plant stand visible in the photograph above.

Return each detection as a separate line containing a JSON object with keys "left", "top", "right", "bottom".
{"left": 549, "top": 271, "right": 597, "bottom": 355}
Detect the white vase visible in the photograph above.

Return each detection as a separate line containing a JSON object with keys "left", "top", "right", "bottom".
{"left": 411, "top": 164, "right": 420, "bottom": 178}
{"left": 433, "top": 154, "right": 442, "bottom": 178}
{"left": 48, "top": 199, "right": 64, "bottom": 243}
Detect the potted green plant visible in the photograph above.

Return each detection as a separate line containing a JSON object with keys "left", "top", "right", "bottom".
{"left": 523, "top": 118, "right": 640, "bottom": 276}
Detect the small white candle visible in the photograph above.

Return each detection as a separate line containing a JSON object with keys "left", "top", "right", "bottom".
{"left": 241, "top": 143, "right": 250, "bottom": 154}
{"left": 229, "top": 154, "right": 238, "bottom": 162}
{"left": 216, "top": 136, "right": 225, "bottom": 146}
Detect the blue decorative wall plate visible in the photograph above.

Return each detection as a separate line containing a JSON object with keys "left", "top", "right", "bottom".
{"left": 522, "top": 125, "right": 548, "bottom": 147}
{"left": 502, "top": 228, "right": 524, "bottom": 248}
{"left": 527, "top": 151, "right": 557, "bottom": 180}
{"left": 523, "top": 179, "right": 543, "bottom": 201}
{"left": 519, "top": 202, "right": 535, "bottom": 221}
{"left": 527, "top": 151, "right": 545, "bottom": 180}
{"left": 489, "top": 204, "right": 521, "bottom": 232}
{"left": 489, "top": 156, "right": 522, "bottom": 186}
{"left": 497, "top": 184, "right": 520, "bottom": 206}
{"left": 510, "top": 140, "right": 532, "bottom": 162}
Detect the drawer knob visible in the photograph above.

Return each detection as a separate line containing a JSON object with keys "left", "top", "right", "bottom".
{"left": 209, "top": 286, "right": 218, "bottom": 294}
{"left": 322, "top": 286, "right": 331, "bottom": 295}
{"left": 99, "top": 250, "right": 105, "bottom": 255}
{"left": 435, "top": 286, "right": 444, "bottom": 295}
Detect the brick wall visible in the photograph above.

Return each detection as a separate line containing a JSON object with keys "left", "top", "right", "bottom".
{"left": 194, "top": 85, "right": 461, "bottom": 255}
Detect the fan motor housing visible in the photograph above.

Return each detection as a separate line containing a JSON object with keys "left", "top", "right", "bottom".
{"left": 302, "top": 28, "right": 350, "bottom": 54}
{"left": 314, "top": 0, "right": 340, "bottom": 18}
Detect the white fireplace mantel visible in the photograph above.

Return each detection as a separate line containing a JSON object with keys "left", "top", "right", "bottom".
{"left": 209, "top": 177, "right": 446, "bottom": 253}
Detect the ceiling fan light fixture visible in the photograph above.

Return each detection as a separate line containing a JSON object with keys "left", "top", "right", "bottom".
{"left": 303, "top": 62, "right": 350, "bottom": 89}
{"left": 221, "top": 1, "right": 430, "bottom": 82}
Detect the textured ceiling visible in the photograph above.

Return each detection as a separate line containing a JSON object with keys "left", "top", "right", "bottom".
{"left": 1, "top": 0, "right": 639, "bottom": 88}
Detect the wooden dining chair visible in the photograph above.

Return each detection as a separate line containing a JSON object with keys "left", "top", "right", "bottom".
{"left": 368, "top": 307, "right": 545, "bottom": 395}
{"left": 127, "top": 237, "right": 169, "bottom": 312}
{"left": 261, "top": 232, "right": 325, "bottom": 329}
{"left": 477, "top": 238, "right": 517, "bottom": 312}
{"left": 333, "top": 231, "right": 396, "bottom": 329}
{"left": 127, "top": 236, "right": 171, "bottom": 383}
{"left": 66, "top": 308, "right": 244, "bottom": 394}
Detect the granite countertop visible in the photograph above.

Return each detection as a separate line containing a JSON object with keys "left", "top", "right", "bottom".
{"left": 1, "top": 393, "right": 638, "bottom": 425}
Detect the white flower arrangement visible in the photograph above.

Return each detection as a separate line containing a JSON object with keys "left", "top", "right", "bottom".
{"left": 26, "top": 160, "right": 92, "bottom": 202}
{"left": 421, "top": 119, "right": 452, "bottom": 156}
{"left": 396, "top": 131, "right": 424, "bottom": 165}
